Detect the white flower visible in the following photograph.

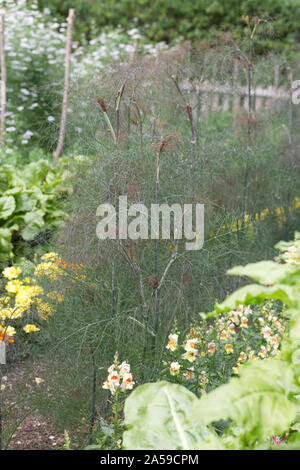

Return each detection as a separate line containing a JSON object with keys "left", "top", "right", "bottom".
{"left": 121, "top": 372, "right": 135, "bottom": 390}
{"left": 22, "top": 130, "right": 34, "bottom": 139}
{"left": 170, "top": 362, "right": 180, "bottom": 376}
{"left": 119, "top": 361, "right": 130, "bottom": 378}
{"left": 47, "top": 116, "right": 55, "bottom": 122}
{"left": 184, "top": 338, "right": 198, "bottom": 353}
{"left": 166, "top": 333, "right": 178, "bottom": 351}
{"left": 20, "top": 87, "right": 30, "bottom": 95}
{"left": 261, "top": 326, "right": 272, "bottom": 339}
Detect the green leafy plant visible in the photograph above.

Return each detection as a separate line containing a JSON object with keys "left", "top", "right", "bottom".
{"left": 123, "top": 232, "right": 300, "bottom": 450}
{"left": 0, "top": 158, "right": 71, "bottom": 262}
{"left": 35, "top": 0, "right": 300, "bottom": 55}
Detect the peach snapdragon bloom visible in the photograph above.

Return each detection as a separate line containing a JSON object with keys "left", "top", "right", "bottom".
{"left": 102, "top": 354, "right": 135, "bottom": 395}
{"left": 170, "top": 362, "right": 180, "bottom": 376}
{"left": 166, "top": 333, "right": 178, "bottom": 352}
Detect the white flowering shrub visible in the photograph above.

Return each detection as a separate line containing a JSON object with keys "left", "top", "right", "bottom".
{"left": 0, "top": 0, "right": 160, "bottom": 156}
{"left": 0, "top": 0, "right": 66, "bottom": 152}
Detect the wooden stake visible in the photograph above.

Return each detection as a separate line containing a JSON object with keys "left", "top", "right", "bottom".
{"left": 53, "top": 8, "right": 75, "bottom": 161}
{"left": 0, "top": 14, "right": 6, "bottom": 148}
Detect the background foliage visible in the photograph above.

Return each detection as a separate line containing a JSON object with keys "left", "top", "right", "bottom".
{"left": 34, "top": 0, "right": 300, "bottom": 54}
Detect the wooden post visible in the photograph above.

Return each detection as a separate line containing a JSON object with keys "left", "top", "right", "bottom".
{"left": 53, "top": 8, "right": 75, "bottom": 161}
{"left": 0, "top": 14, "right": 6, "bottom": 148}
{"left": 274, "top": 64, "right": 280, "bottom": 88}
{"left": 129, "top": 41, "right": 137, "bottom": 66}
{"left": 287, "top": 66, "right": 294, "bottom": 145}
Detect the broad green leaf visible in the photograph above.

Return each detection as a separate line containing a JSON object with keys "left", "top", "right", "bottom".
{"left": 215, "top": 283, "right": 296, "bottom": 312}
{"left": 4, "top": 186, "right": 22, "bottom": 196}
{"left": 0, "top": 226, "right": 17, "bottom": 261}
{"left": 275, "top": 233, "right": 300, "bottom": 252}
{"left": 14, "top": 191, "right": 37, "bottom": 212}
{"left": 123, "top": 381, "right": 212, "bottom": 450}
{"left": 23, "top": 210, "right": 45, "bottom": 227}
{"left": 193, "top": 359, "right": 298, "bottom": 444}
{"left": 0, "top": 195, "right": 15, "bottom": 219}
{"left": 285, "top": 308, "right": 300, "bottom": 344}
{"left": 22, "top": 160, "right": 50, "bottom": 186}
{"left": 0, "top": 164, "right": 24, "bottom": 187}
{"left": 20, "top": 210, "right": 45, "bottom": 240}
{"left": 228, "top": 261, "right": 299, "bottom": 286}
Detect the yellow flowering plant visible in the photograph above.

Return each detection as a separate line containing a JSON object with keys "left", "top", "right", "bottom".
{"left": 0, "top": 251, "right": 68, "bottom": 350}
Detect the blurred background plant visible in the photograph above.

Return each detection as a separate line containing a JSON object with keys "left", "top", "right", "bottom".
{"left": 34, "top": 0, "right": 300, "bottom": 55}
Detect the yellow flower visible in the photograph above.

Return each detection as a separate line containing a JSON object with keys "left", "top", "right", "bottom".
{"left": 47, "top": 291, "right": 64, "bottom": 303}
{"left": 41, "top": 252, "right": 59, "bottom": 261}
{"left": 170, "top": 361, "right": 180, "bottom": 376}
{"left": 166, "top": 333, "right": 178, "bottom": 352}
{"left": 225, "top": 344, "right": 233, "bottom": 354}
{"left": 2, "top": 266, "right": 22, "bottom": 280}
{"left": 0, "top": 307, "right": 13, "bottom": 320}
{"left": 260, "top": 207, "right": 269, "bottom": 220}
{"left": 14, "top": 285, "right": 43, "bottom": 313}
{"left": 258, "top": 346, "right": 267, "bottom": 358}
{"left": 238, "top": 351, "right": 247, "bottom": 362}
{"left": 232, "top": 363, "right": 241, "bottom": 375}
{"left": 0, "top": 296, "right": 10, "bottom": 305}
{"left": 207, "top": 341, "right": 215, "bottom": 355}
{"left": 230, "top": 311, "right": 239, "bottom": 324}
{"left": 183, "top": 370, "right": 194, "bottom": 379}
{"left": 5, "top": 280, "right": 23, "bottom": 293}
{"left": 220, "top": 330, "right": 228, "bottom": 341}
{"left": 249, "top": 350, "right": 257, "bottom": 360}
{"left": 183, "top": 351, "right": 197, "bottom": 363}
{"left": 241, "top": 316, "right": 248, "bottom": 328}
{"left": 34, "top": 262, "right": 63, "bottom": 280}
{"left": 23, "top": 324, "right": 40, "bottom": 333}
{"left": 0, "top": 325, "right": 16, "bottom": 343}
{"left": 3, "top": 325, "right": 16, "bottom": 336}
{"left": 36, "top": 299, "right": 53, "bottom": 319}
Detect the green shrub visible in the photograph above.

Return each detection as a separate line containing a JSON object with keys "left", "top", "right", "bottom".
{"left": 35, "top": 0, "right": 300, "bottom": 53}
{"left": 0, "top": 157, "right": 72, "bottom": 263}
